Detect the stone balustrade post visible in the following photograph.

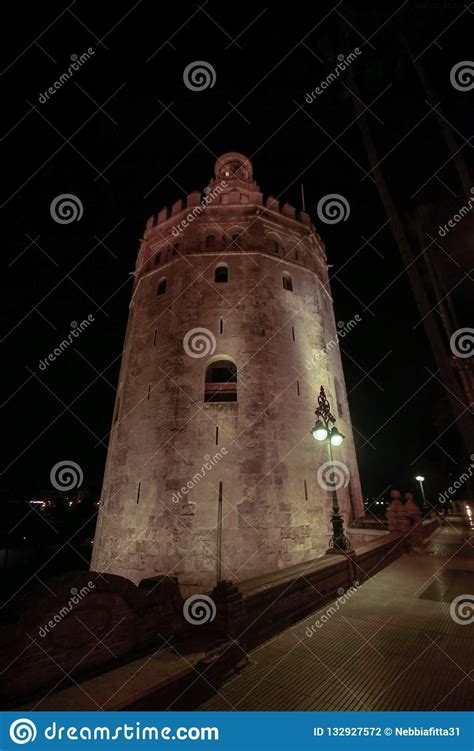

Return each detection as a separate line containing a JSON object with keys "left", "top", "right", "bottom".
{"left": 386, "top": 489, "right": 410, "bottom": 536}
{"left": 404, "top": 491, "right": 424, "bottom": 550}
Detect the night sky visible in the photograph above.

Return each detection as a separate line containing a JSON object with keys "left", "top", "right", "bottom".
{"left": 2, "top": 1, "right": 473, "bottom": 506}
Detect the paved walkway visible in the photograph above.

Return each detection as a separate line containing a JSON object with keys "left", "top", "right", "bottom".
{"left": 200, "top": 513, "right": 474, "bottom": 711}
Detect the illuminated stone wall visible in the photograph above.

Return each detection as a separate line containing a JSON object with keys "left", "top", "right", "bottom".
{"left": 91, "top": 153, "right": 363, "bottom": 589}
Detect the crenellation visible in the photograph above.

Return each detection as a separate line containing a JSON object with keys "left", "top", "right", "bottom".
{"left": 157, "top": 206, "right": 168, "bottom": 223}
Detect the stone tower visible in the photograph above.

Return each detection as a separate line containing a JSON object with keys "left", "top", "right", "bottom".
{"left": 91, "top": 152, "right": 364, "bottom": 589}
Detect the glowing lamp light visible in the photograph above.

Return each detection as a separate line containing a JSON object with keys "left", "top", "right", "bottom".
{"left": 415, "top": 475, "right": 425, "bottom": 482}
{"left": 329, "top": 427, "right": 344, "bottom": 447}
{"left": 312, "top": 419, "right": 328, "bottom": 441}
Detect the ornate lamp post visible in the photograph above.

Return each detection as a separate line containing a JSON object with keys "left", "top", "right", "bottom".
{"left": 311, "top": 385, "right": 353, "bottom": 555}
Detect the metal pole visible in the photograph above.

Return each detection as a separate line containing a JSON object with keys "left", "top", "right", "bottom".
{"left": 216, "top": 480, "right": 223, "bottom": 583}
{"left": 326, "top": 435, "right": 353, "bottom": 555}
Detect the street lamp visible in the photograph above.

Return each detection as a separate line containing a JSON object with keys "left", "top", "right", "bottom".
{"left": 311, "top": 385, "right": 353, "bottom": 555}
{"left": 415, "top": 475, "right": 426, "bottom": 506}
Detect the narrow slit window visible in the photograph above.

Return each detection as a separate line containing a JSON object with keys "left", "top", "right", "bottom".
{"left": 296, "top": 380, "right": 300, "bottom": 396}
{"left": 157, "top": 278, "right": 167, "bottom": 296}
{"left": 153, "top": 329, "right": 157, "bottom": 346}
{"left": 215, "top": 426, "right": 219, "bottom": 445}
{"left": 304, "top": 480, "right": 308, "bottom": 501}
{"left": 147, "top": 384, "right": 151, "bottom": 400}
{"left": 154, "top": 252, "right": 161, "bottom": 266}
{"left": 136, "top": 482, "right": 141, "bottom": 504}
{"left": 291, "top": 326, "right": 295, "bottom": 341}
{"left": 219, "top": 318, "right": 224, "bottom": 333}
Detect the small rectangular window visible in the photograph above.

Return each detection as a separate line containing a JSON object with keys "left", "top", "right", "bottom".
{"left": 154, "top": 252, "right": 161, "bottom": 266}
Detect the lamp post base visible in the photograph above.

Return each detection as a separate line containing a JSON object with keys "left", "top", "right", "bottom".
{"left": 326, "top": 511, "right": 354, "bottom": 555}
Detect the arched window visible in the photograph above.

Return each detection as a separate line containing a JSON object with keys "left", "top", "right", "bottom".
{"left": 204, "top": 359, "right": 237, "bottom": 403}
{"left": 282, "top": 272, "right": 293, "bottom": 291}
{"left": 156, "top": 278, "right": 167, "bottom": 296}
{"left": 334, "top": 376, "right": 344, "bottom": 418}
{"left": 214, "top": 264, "right": 228, "bottom": 283}
{"left": 265, "top": 239, "right": 279, "bottom": 254}
{"left": 206, "top": 235, "right": 216, "bottom": 249}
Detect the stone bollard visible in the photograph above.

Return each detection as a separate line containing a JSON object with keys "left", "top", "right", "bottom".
{"left": 211, "top": 580, "right": 243, "bottom": 639}
{"left": 386, "top": 489, "right": 411, "bottom": 536}
{"left": 404, "top": 492, "right": 424, "bottom": 550}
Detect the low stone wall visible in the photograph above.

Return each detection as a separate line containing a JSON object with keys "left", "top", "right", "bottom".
{"left": 211, "top": 532, "right": 408, "bottom": 650}
{"left": 0, "top": 572, "right": 184, "bottom": 707}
